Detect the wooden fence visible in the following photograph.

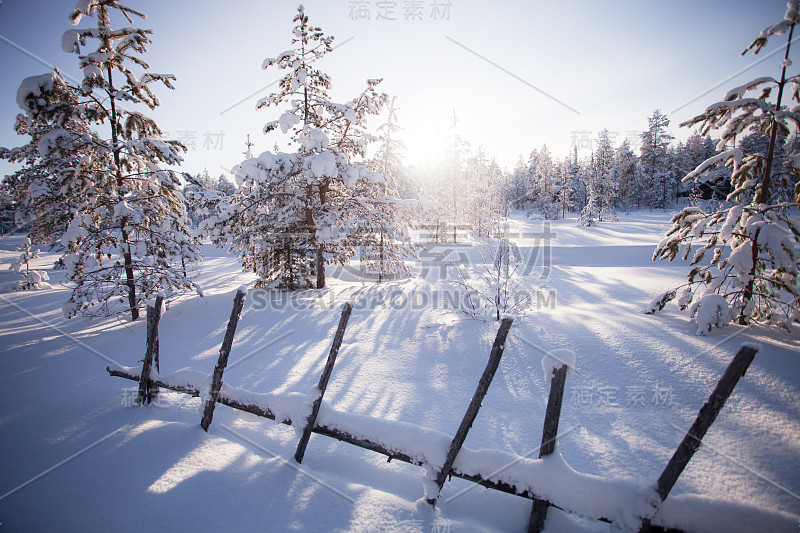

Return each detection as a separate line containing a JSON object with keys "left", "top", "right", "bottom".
{"left": 108, "top": 288, "right": 759, "bottom": 533}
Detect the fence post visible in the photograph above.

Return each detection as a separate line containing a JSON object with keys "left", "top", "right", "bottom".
{"left": 295, "top": 303, "right": 353, "bottom": 463}
{"left": 137, "top": 295, "right": 164, "bottom": 405}
{"left": 639, "top": 344, "right": 759, "bottom": 532}
{"left": 200, "top": 288, "right": 247, "bottom": 432}
{"left": 427, "top": 317, "right": 513, "bottom": 505}
{"left": 528, "top": 364, "right": 569, "bottom": 533}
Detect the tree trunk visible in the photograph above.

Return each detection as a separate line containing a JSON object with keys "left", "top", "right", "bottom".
{"left": 316, "top": 246, "right": 325, "bottom": 289}
{"left": 378, "top": 227, "right": 384, "bottom": 284}
{"left": 106, "top": 59, "right": 139, "bottom": 322}
{"left": 738, "top": 226, "right": 762, "bottom": 325}
{"left": 755, "top": 23, "right": 794, "bottom": 205}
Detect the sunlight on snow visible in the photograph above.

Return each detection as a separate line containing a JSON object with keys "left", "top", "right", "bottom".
{"left": 147, "top": 438, "right": 245, "bottom": 494}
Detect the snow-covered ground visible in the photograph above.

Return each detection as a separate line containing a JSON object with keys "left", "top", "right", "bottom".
{"left": 1, "top": 210, "right": 798, "bottom": 532}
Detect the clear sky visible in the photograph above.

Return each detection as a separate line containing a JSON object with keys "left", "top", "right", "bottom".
{"left": 0, "top": 0, "right": 792, "bottom": 181}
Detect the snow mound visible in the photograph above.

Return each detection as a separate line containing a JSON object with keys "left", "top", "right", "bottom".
{"left": 541, "top": 349, "right": 577, "bottom": 381}
{"left": 692, "top": 293, "right": 732, "bottom": 335}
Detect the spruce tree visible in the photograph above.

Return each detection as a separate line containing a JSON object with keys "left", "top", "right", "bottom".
{"left": 593, "top": 129, "right": 618, "bottom": 221}
{"left": 204, "top": 5, "right": 407, "bottom": 290}
{"left": 615, "top": 139, "right": 637, "bottom": 212}
{"left": 640, "top": 109, "right": 675, "bottom": 209}
{"left": 364, "top": 96, "right": 415, "bottom": 282}
{"left": 2, "top": 0, "right": 199, "bottom": 320}
{"left": 649, "top": 1, "right": 800, "bottom": 331}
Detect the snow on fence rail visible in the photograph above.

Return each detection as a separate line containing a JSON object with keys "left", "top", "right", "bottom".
{"left": 107, "top": 288, "right": 761, "bottom": 533}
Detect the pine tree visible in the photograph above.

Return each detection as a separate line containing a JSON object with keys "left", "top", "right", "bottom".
{"left": 555, "top": 157, "right": 573, "bottom": 218}
{"left": 364, "top": 96, "right": 415, "bottom": 282}
{"left": 204, "top": 5, "right": 406, "bottom": 290}
{"left": 487, "top": 159, "right": 511, "bottom": 223}
{"left": 649, "top": 1, "right": 800, "bottom": 331}
{"left": 680, "top": 132, "right": 723, "bottom": 200}
{"left": 579, "top": 151, "right": 599, "bottom": 227}
{"left": 2, "top": 1, "right": 199, "bottom": 320}
{"left": 593, "top": 129, "right": 618, "bottom": 221}
{"left": 1, "top": 72, "right": 83, "bottom": 247}
{"left": 578, "top": 130, "right": 617, "bottom": 226}
{"left": 0, "top": 188, "right": 15, "bottom": 237}
{"left": 7, "top": 238, "right": 51, "bottom": 291}
{"left": 640, "top": 109, "right": 675, "bottom": 209}
{"left": 615, "top": 139, "right": 637, "bottom": 212}
{"left": 527, "top": 145, "right": 560, "bottom": 220}
{"left": 567, "top": 146, "right": 585, "bottom": 212}
{"left": 463, "top": 148, "right": 490, "bottom": 236}
{"left": 578, "top": 187, "right": 598, "bottom": 227}
{"left": 446, "top": 110, "right": 470, "bottom": 243}
{"left": 510, "top": 157, "right": 529, "bottom": 210}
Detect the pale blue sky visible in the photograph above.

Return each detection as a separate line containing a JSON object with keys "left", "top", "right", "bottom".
{"left": 0, "top": 0, "right": 791, "bottom": 181}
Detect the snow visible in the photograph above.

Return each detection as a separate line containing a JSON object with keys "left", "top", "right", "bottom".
{"left": 278, "top": 111, "right": 300, "bottom": 134}
{"left": 69, "top": 1, "right": 99, "bottom": 25}
{"left": 113, "top": 200, "right": 141, "bottom": 223}
{"left": 0, "top": 211, "right": 798, "bottom": 532}
{"left": 692, "top": 293, "right": 732, "bottom": 335}
{"left": 82, "top": 65, "right": 103, "bottom": 79}
{"left": 343, "top": 165, "right": 359, "bottom": 187}
{"left": 541, "top": 348, "right": 577, "bottom": 381}
{"left": 36, "top": 129, "right": 71, "bottom": 157}
{"left": 309, "top": 151, "right": 337, "bottom": 178}
{"left": 722, "top": 77, "right": 776, "bottom": 101}
{"left": 61, "top": 28, "right": 80, "bottom": 53}
{"left": 683, "top": 148, "right": 743, "bottom": 183}
{"left": 16, "top": 72, "right": 59, "bottom": 114}
{"left": 298, "top": 128, "right": 330, "bottom": 152}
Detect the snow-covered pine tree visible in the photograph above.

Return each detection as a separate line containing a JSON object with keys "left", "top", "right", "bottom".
{"left": 2, "top": 1, "right": 199, "bottom": 320}
{"left": 507, "top": 157, "right": 528, "bottom": 211}
{"left": 363, "top": 96, "right": 415, "bottom": 282}
{"left": 184, "top": 170, "right": 235, "bottom": 229}
{"left": 204, "top": 5, "right": 405, "bottom": 290}
{"left": 184, "top": 169, "right": 215, "bottom": 227}
{"left": 420, "top": 112, "right": 471, "bottom": 244}
{"left": 567, "top": 146, "right": 586, "bottom": 213}
{"left": 526, "top": 145, "right": 560, "bottom": 220}
{"left": 0, "top": 188, "right": 15, "bottom": 237}
{"left": 671, "top": 141, "right": 691, "bottom": 204}
{"left": 650, "top": 1, "right": 800, "bottom": 331}
{"left": 7, "top": 238, "right": 51, "bottom": 291}
{"left": 578, "top": 176, "right": 598, "bottom": 227}
{"left": 445, "top": 110, "right": 470, "bottom": 243}
{"left": 1, "top": 71, "right": 84, "bottom": 247}
{"left": 739, "top": 130, "right": 791, "bottom": 203}
{"left": 552, "top": 158, "right": 572, "bottom": 219}
{"left": 487, "top": 158, "right": 511, "bottom": 224}
{"left": 615, "top": 139, "right": 637, "bottom": 213}
{"left": 678, "top": 132, "right": 718, "bottom": 200}
{"left": 593, "top": 129, "right": 618, "bottom": 221}
{"left": 640, "top": 109, "right": 675, "bottom": 209}
{"left": 461, "top": 149, "right": 486, "bottom": 236}
{"left": 578, "top": 131, "right": 617, "bottom": 226}
{"left": 779, "top": 132, "right": 800, "bottom": 202}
